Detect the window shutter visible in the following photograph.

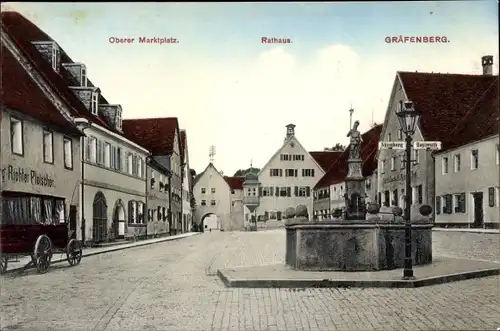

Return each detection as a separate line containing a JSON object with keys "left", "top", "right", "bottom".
{"left": 275, "top": 187, "right": 279, "bottom": 196}
{"left": 294, "top": 169, "right": 298, "bottom": 177}
{"left": 269, "top": 169, "right": 273, "bottom": 176}
{"left": 128, "top": 201, "right": 132, "bottom": 223}
{"left": 306, "top": 187, "right": 310, "bottom": 197}
{"left": 126, "top": 153, "right": 130, "bottom": 173}
{"left": 311, "top": 169, "right": 315, "bottom": 177}
{"left": 488, "top": 188, "right": 495, "bottom": 207}
{"left": 279, "top": 169, "right": 283, "bottom": 177}
{"left": 83, "top": 137, "right": 89, "bottom": 160}
{"left": 269, "top": 187, "right": 274, "bottom": 196}
{"left": 286, "top": 187, "right": 291, "bottom": 197}
{"left": 436, "top": 197, "right": 441, "bottom": 215}
{"left": 258, "top": 187, "right": 262, "bottom": 197}
{"left": 294, "top": 186, "right": 298, "bottom": 196}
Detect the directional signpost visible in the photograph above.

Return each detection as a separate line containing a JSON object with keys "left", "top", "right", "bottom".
{"left": 413, "top": 141, "right": 442, "bottom": 150}
{"left": 379, "top": 141, "right": 407, "bottom": 150}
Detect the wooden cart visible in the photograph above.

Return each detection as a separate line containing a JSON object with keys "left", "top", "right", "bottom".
{"left": 0, "top": 223, "right": 82, "bottom": 274}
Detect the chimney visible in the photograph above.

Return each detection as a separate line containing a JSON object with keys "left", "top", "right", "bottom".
{"left": 285, "top": 124, "right": 296, "bottom": 142}
{"left": 481, "top": 55, "right": 493, "bottom": 75}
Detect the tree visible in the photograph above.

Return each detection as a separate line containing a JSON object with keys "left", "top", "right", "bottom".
{"left": 331, "top": 143, "right": 345, "bottom": 151}
{"left": 233, "top": 167, "right": 260, "bottom": 177}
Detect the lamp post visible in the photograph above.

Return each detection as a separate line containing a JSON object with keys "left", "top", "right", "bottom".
{"left": 395, "top": 100, "right": 421, "bottom": 280}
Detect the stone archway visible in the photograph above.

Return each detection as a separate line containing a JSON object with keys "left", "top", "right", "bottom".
{"left": 200, "top": 213, "right": 218, "bottom": 232}
{"left": 92, "top": 191, "right": 107, "bottom": 243}
{"left": 112, "top": 199, "right": 126, "bottom": 239}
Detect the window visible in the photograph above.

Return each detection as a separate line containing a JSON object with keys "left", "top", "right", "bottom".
{"left": 488, "top": 187, "right": 495, "bottom": 207}
{"left": 443, "top": 194, "right": 453, "bottom": 214}
{"left": 390, "top": 157, "right": 396, "bottom": 171}
{"left": 393, "top": 189, "right": 398, "bottom": 206}
{"left": 128, "top": 201, "right": 137, "bottom": 223}
{"left": 51, "top": 44, "right": 59, "bottom": 70}
{"left": 285, "top": 169, "right": 298, "bottom": 177}
{"left": 115, "top": 147, "right": 122, "bottom": 171}
{"left": 210, "top": 200, "right": 216, "bottom": 206}
{"left": 43, "top": 130, "right": 54, "bottom": 163}
{"left": 211, "top": 188, "right": 216, "bottom": 194}
{"left": 80, "top": 65, "right": 87, "bottom": 86}
{"left": 442, "top": 157, "right": 449, "bottom": 175}
{"left": 496, "top": 145, "right": 499, "bottom": 165}
{"left": 384, "top": 191, "right": 390, "bottom": 207}
{"left": 397, "top": 129, "right": 403, "bottom": 140}
{"left": 138, "top": 202, "right": 144, "bottom": 224}
{"left": 388, "top": 133, "right": 392, "bottom": 141}
{"left": 116, "top": 109, "right": 122, "bottom": 130}
{"left": 366, "top": 178, "right": 371, "bottom": 191}
{"left": 295, "top": 186, "right": 310, "bottom": 197}
{"left": 417, "top": 185, "right": 423, "bottom": 204}
{"left": 454, "top": 154, "right": 461, "bottom": 172}
{"left": 302, "top": 169, "right": 315, "bottom": 177}
{"left": 270, "top": 169, "right": 282, "bottom": 177}
{"left": 127, "top": 153, "right": 133, "bottom": 175}
{"left": 201, "top": 200, "right": 206, "bottom": 206}
{"left": 231, "top": 189, "right": 235, "bottom": 194}
{"left": 261, "top": 187, "right": 272, "bottom": 197}
{"left": 104, "top": 142, "right": 111, "bottom": 167}
{"left": 91, "top": 92, "right": 99, "bottom": 115}
{"left": 470, "top": 149, "right": 479, "bottom": 170}
{"left": 380, "top": 160, "right": 386, "bottom": 174}
{"left": 400, "top": 155, "right": 405, "bottom": 169}
{"left": 63, "top": 137, "right": 73, "bottom": 169}
{"left": 277, "top": 187, "right": 289, "bottom": 197}
{"left": 10, "top": 117, "right": 24, "bottom": 155}
{"left": 89, "top": 137, "right": 97, "bottom": 163}
{"left": 137, "top": 157, "right": 143, "bottom": 177}
{"left": 414, "top": 150, "right": 420, "bottom": 164}
{"left": 97, "top": 140, "right": 105, "bottom": 165}
{"left": 454, "top": 193, "right": 466, "bottom": 213}
{"left": 435, "top": 196, "right": 441, "bottom": 215}
{"left": 201, "top": 188, "right": 206, "bottom": 194}
{"left": 292, "top": 154, "right": 304, "bottom": 161}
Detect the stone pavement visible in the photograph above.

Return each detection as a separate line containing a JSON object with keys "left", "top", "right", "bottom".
{"left": 3, "top": 232, "right": 200, "bottom": 273}
{"left": 1, "top": 230, "right": 499, "bottom": 331}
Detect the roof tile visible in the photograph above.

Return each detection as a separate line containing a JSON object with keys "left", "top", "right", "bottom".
{"left": 122, "top": 118, "right": 179, "bottom": 155}
{"left": 309, "top": 151, "right": 343, "bottom": 171}
{"left": 224, "top": 176, "right": 245, "bottom": 190}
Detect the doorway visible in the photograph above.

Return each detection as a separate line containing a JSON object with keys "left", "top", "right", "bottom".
{"left": 113, "top": 200, "right": 126, "bottom": 239}
{"left": 472, "top": 192, "right": 484, "bottom": 228}
{"left": 92, "top": 191, "right": 108, "bottom": 242}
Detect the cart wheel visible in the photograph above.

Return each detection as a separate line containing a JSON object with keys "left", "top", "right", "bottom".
{"left": 66, "top": 239, "right": 82, "bottom": 266}
{"left": 0, "top": 255, "right": 7, "bottom": 275}
{"left": 34, "top": 235, "right": 52, "bottom": 274}
{"left": 35, "top": 256, "right": 50, "bottom": 274}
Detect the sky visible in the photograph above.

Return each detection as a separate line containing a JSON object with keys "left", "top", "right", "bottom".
{"left": 2, "top": 1, "right": 499, "bottom": 176}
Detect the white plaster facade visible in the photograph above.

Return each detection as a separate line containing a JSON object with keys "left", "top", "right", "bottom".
{"left": 255, "top": 125, "right": 325, "bottom": 220}
{"left": 229, "top": 186, "right": 251, "bottom": 230}
{"left": 376, "top": 75, "right": 434, "bottom": 211}
{"left": 193, "top": 163, "right": 232, "bottom": 230}
{"left": 76, "top": 119, "right": 149, "bottom": 242}
{"left": 434, "top": 135, "right": 499, "bottom": 227}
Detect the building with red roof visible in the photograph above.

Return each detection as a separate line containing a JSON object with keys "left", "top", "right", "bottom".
{"left": 1, "top": 34, "right": 84, "bottom": 229}
{"left": 377, "top": 56, "right": 498, "bottom": 229}
{"left": 1, "top": 11, "right": 161, "bottom": 243}
{"left": 312, "top": 124, "right": 382, "bottom": 219}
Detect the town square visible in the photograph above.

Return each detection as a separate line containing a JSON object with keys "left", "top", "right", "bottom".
{"left": 1, "top": 1, "right": 499, "bottom": 331}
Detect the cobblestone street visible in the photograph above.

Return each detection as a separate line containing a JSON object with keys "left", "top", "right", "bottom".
{"left": 1, "top": 230, "right": 499, "bottom": 331}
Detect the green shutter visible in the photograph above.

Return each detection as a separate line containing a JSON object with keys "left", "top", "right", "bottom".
{"left": 306, "top": 187, "right": 311, "bottom": 197}
{"left": 286, "top": 187, "right": 291, "bottom": 197}
{"left": 294, "top": 186, "right": 298, "bottom": 196}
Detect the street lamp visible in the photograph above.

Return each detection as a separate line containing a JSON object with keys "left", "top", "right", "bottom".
{"left": 395, "top": 100, "right": 421, "bottom": 279}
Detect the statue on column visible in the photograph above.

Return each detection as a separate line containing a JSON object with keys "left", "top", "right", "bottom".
{"left": 347, "top": 120, "right": 362, "bottom": 160}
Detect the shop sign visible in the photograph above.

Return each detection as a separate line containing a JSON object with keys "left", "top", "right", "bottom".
{"left": 383, "top": 171, "right": 417, "bottom": 185}
{"left": 1, "top": 165, "right": 55, "bottom": 188}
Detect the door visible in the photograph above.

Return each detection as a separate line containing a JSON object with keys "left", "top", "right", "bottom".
{"left": 92, "top": 192, "right": 108, "bottom": 242}
{"left": 472, "top": 192, "right": 484, "bottom": 228}
{"left": 69, "top": 205, "right": 77, "bottom": 239}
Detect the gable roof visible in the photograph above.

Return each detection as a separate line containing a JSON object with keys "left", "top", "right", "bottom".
{"left": 121, "top": 117, "right": 179, "bottom": 155}
{"left": 1, "top": 11, "right": 119, "bottom": 133}
{"left": 2, "top": 41, "right": 82, "bottom": 136}
{"left": 398, "top": 71, "right": 498, "bottom": 143}
{"left": 224, "top": 176, "right": 245, "bottom": 190}
{"left": 309, "top": 151, "right": 343, "bottom": 171}
{"left": 314, "top": 124, "right": 383, "bottom": 189}
{"left": 193, "top": 163, "right": 231, "bottom": 190}
{"left": 437, "top": 77, "right": 499, "bottom": 153}
{"left": 258, "top": 134, "right": 325, "bottom": 177}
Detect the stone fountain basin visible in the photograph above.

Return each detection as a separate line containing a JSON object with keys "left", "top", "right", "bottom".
{"left": 285, "top": 220, "right": 433, "bottom": 271}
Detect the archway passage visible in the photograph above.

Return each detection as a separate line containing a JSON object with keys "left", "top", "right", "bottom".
{"left": 113, "top": 200, "right": 126, "bottom": 239}
{"left": 200, "top": 213, "right": 219, "bottom": 232}
{"left": 92, "top": 192, "right": 108, "bottom": 243}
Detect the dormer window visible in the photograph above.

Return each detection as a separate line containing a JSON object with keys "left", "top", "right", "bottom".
{"left": 81, "top": 65, "right": 87, "bottom": 87}
{"left": 115, "top": 108, "right": 122, "bottom": 130}
{"left": 51, "top": 43, "right": 59, "bottom": 71}
{"left": 91, "top": 92, "right": 99, "bottom": 115}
